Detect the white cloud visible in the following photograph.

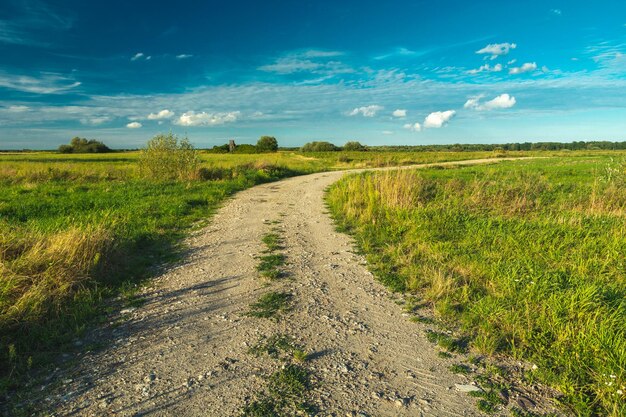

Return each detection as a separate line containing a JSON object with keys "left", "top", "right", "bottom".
{"left": 468, "top": 63, "right": 503, "bottom": 74}
{"left": 476, "top": 42, "right": 517, "bottom": 60}
{"left": 382, "top": 130, "right": 394, "bottom": 135}
{"left": 147, "top": 109, "right": 175, "bottom": 120}
{"left": 403, "top": 122, "right": 422, "bottom": 132}
{"left": 81, "top": 116, "right": 111, "bottom": 126}
{"left": 551, "top": 9, "right": 562, "bottom": 15}
{"left": 509, "top": 62, "right": 537, "bottom": 74}
{"left": 349, "top": 105, "right": 383, "bottom": 117}
{"left": 259, "top": 50, "right": 351, "bottom": 76}
{"left": 259, "top": 57, "right": 320, "bottom": 74}
{"left": 392, "top": 109, "right": 407, "bottom": 118}
{"left": 131, "top": 52, "right": 151, "bottom": 61}
{"left": 300, "top": 50, "right": 344, "bottom": 58}
{"left": 423, "top": 110, "right": 455, "bottom": 128}
{"left": 176, "top": 54, "right": 193, "bottom": 59}
{"left": 465, "top": 94, "right": 516, "bottom": 111}
{"left": 0, "top": 71, "right": 81, "bottom": 94}
{"left": 126, "top": 121, "right": 142, "bottom": 128}
{"left": 175, "top": 111, "right": 241, "bottom": 126}
{"left": 7, "top": 105, "right": 29, "bottom": 112}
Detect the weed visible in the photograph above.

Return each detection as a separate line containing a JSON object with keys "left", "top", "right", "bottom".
{"left": 438, "top": 351, "right": 453, "bottom": 358}
{"left": 256, "top": 254, "right": 286, "bottom": 280}
{"left": 425, "top": 330, "right": 468, "bottom": 353}
{"left": 249, "top": 335, "right": 301, "bottom": 359}
{"left": 450, "top": 364, "right": 471, "bottom": 375}
{"left": 261, "top": 233, "right": 283, "bottom": 252}
{"left": 247, "top": 292, "right": 292, "bottom": 320}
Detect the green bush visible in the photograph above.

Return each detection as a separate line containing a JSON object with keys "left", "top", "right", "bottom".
{"left": 139, "top": 133, "right": 200, "bottom": 181}
{"left": 257, "top": 136, "right": 278, "bottom": 153}
{"left": 300, "top": 141, "right": 339, "bottom": 152}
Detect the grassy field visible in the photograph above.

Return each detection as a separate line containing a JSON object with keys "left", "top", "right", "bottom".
{"left": 0, "top": 148, "right": 514, "bottom": 396}
{"left": 326, "top": 154, "right": 626, "bottom": 416}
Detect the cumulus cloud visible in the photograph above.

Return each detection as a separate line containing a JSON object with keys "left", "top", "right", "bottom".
{"left": 392, "top": 109, "right": 407, "bottom": 118}
{"left": 509, "top": 62, "right": 537, "bottom": 74}
{"left": 465, "top": 94, "right": 516, "bottom": 110}
{"left": 175, "top": 111, "right": 241, "bottom": 126}
{"left": 147, "top": 109, "right": 175, "bottom": 120}
{"left": 468, "top": 63, "right": 503, "bottom": 74}
{"left": 476, "top": 42, "right": 517, "bottom": 60}
{"left": 126, "top": 121, "right": 142, "bottom": 128}
{"left": 176, "top": 54, "right": 193, "bottom": 59}
{"left": 349, "top": 105, "right": 383, "bottom": 117}
{"left": 423, "top": 110, "right": 456, "bottom": 128}
{"left": 131, "top": 52, "right": 151, "bottom": 61}
{"left": 403, "top": 122, "right": 421, "bottom": 132}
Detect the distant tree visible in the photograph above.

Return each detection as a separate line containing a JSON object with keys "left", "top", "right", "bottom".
{"left": 58, "top": 137, "right": 112, "bottom": 153}
{"left": 300, "top": 141, "right": 339, "bottom": 152}
{"left": 256, "top": 136, "right": 278, "bottom": 152}
{"left": 343, "top": 141, "right": 366, "bottom": 151}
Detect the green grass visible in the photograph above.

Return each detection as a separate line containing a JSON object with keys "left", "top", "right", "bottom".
{"left": 247, "top": 292, "right": 293, "bottom": 320}
{"left": 243, "top": 365, "right": 314, "bottom": 416}
{"left": 256, "top": 254, "right": 287, "bottom": 280}
{"left": 0, "top": 150, "right": 331, "bottom": 399}
{"left": 326, "top": 154, "right": 626, "bottom": 416}
{"left": 261, "top": 233, "right": 284, "bottom": 252}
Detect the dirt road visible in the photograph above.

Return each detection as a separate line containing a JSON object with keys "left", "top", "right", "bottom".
{"left": 34, "top": 159, "right": 541, "bottom": 416}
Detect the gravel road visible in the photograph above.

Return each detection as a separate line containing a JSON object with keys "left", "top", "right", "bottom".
{"left": 30, "top": 158, "right": 559, "bottom": 416}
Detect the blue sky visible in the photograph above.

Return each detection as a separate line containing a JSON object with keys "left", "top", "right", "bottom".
{"left": 1, "top": 0, "right": 625, "bottom": 149}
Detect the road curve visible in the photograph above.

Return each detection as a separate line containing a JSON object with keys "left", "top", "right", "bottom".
{"left": 35, "top": 158, "right": 526, "bottom": 416}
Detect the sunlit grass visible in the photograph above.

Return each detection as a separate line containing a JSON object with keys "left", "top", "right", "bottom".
{"left": 326, "top": 154, "right": 626, "bottom": 416}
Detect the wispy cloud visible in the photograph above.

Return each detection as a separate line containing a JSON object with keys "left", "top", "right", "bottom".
{"left": 131, "top": 52, "right": 151, "bottom": 61}
{"left": 81, "top": 116, "right": 111, "bottom": 126}
{"left": 0, "top": 71, "right": 81, "bottom": 94}
{"left": 176, "top": 54, "right": 193, "bottom": 59}
{"left": 0, "top": 0, "right": 73, "bottom": 46}
{"left": 259, "top": 50, "right": 352, "bottom": 76}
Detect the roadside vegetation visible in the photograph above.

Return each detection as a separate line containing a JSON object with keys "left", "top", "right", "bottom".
{"left": 326, "top": 155, "right": 626, "bottom": 416}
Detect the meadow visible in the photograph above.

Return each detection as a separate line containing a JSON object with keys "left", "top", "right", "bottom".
{"left": 326, "top": 154, "right": 626, "bottom": 416}
{"left": 0, "top": 148, "right": 509, "bottom": 396}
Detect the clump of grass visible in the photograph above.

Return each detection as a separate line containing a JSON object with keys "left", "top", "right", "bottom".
{"left": 261, "top": 233, "right": 283, "bottom": 252}
{"left": 256, "top": 254, "right": 286, "bottom": 280}
{"left": 249, "top": 334, "right": 306, "bottom": 361}
{"left": 468, "top": 379, "right": 508, "bottom": 414}
{"left": 425, "top": 330, "right": 468, "bottom": 353}
{"left": 247, "top": 292, "right": 292, "bottom": 320}
{"left": 450, "top": 364, "right": 471, "bottom": 375}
